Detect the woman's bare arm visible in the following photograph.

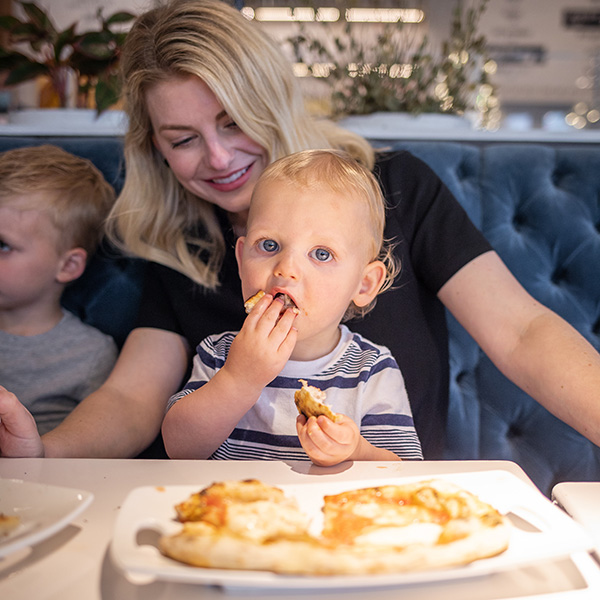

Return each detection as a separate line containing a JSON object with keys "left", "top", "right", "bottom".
{"left": 40, "top": 328, "right": 190, "bottom": 458}
{"left": 439, "top": 251, "right": 600, "bottom": 446}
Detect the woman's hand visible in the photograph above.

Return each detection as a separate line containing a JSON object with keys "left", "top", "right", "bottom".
{"left": 0, "top": 386, "right": 44, "bottom": 458}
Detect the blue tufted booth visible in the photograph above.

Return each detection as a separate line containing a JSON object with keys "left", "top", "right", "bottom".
{"left": 1, "top": 135, "right": 599, "bottom": 495}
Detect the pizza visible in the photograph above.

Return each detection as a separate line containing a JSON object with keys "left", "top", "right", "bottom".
{"left": 159, "top": 478, "right": 510, "bottom": 575}
{"left": 244, "top": 290, "right": 300, "bottom": 315}
{"left": 294, "top": 379, "right": 342, "bottom": 423}
{"left": 243, "top": 290, "right": 265, "bottom": 314}
{"left": 0, "top": 513, "right": 20, "bottom": 537}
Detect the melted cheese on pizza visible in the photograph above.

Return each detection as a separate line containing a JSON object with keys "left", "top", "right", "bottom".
{"left": 322, "top": 482, "right": 503, "bottom": 547}
{"left": 175, "top": 479, "right": 309, "bottom": 543}
{"left": 0, "top": 513, "right": 20, "bottom": 537}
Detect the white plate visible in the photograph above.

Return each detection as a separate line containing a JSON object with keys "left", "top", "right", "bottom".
{"left": 553, "top": 481, "right": 600, "bottom": 557}
{"left": 110, "top": 470, "right": 594, "bottom": 591}
{"left": 0, "top": 478, "right": 94, "bottom": 557}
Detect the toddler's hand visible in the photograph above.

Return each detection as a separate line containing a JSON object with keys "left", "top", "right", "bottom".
{"left": 296, "top": 413, "right": 361, "bottom": 467}
{"left": 225, "top": 293, "right": 298, "bottom": 390}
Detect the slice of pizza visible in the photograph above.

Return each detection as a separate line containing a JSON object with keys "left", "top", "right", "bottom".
{"left": 171, "top": 479, "right": 310, "bottom": 543}
{"left": 243, "top": 290, "right": 265, "bottom": 314}
{"left": 322, "top": 480, "right": 507, "bottom": 549}
{"left": 0, "top": 513, "right": 20, "bottom": 537}
{"left": 294, "top": 379, "right": 342, "bottom": 423}
{"left": 244, "top": 290, "right": 300, "bottom": 315}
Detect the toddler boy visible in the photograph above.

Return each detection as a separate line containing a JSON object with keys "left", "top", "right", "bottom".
{"left": 162, "top": 149, "right": 422, "bottom": 465}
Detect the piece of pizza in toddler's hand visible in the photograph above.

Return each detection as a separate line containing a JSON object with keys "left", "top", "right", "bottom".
{"left": 294, "top": 379, "right": 343, "bottom": 423}
{"left": 159, "top": 478, "right": 510, "bottom": 575}
{"left": 244, "top": 290, "right": 266, "bottom": 314}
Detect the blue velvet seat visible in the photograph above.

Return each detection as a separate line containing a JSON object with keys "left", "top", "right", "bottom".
{"left": 393, "top": 142, "right": 600, "bottom": 495}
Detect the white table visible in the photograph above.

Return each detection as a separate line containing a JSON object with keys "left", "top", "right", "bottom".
{"left": 1, "top": 458, "right": 599, "bottom": 600}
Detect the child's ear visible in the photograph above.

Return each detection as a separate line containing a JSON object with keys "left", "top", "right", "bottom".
{"left": 352, "top": 260, "right": 386, "bottom": 308}
{"left": 235, "top": 236, "right": 246, "bottom": 276}
{"left": 56, "top": 248, "right": 87, "bottom": 284}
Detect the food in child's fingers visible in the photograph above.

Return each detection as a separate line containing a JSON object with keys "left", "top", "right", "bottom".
{"left": 244, "top": 290, "right": 300, "bottom": 316}
{"left": 244, "top": 290, "right": 266, "bottom": 314}
{"left": 294, "top": 379, "right": 342, "bottom": 423}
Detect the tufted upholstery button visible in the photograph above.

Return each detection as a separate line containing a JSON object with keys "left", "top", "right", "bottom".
{"left": 507, "top": 424, "right": 521, "bottom": 439}
{"left": 551, "top": 267, "right": 566, "bottom": 285}
{"left": 512, "top": 213, "right": 525, "bottom": 231}
{"left": 456, "top": 159, "right": 472, "bottom": 182}
{"left": 455, "top": 370, "right": 468, "bottom": 385}
{"left": 551, "top": 166, "right": 568, "bottom": 188}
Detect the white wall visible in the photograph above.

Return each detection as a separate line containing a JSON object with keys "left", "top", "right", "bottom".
{"left": 478, "top": 0, "right": 600, "bottom": 108}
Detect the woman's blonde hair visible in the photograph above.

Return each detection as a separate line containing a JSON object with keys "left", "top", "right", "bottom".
{"left": 106, "top": 0, "right": 374, "bottom": 289}
{"left": 253, "top": 149, "right": 400, "bottom": 320}
{"left": 0, "top": 145, "right": 115, "bottom": 257}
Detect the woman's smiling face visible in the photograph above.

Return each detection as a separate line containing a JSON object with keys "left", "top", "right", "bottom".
{"left": 147, "top": 75, "right": 269, "bottom": 216}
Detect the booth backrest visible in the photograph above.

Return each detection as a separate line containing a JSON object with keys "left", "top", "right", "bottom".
{"left": 1, "top": 135, "right": 599, "bottom": 494}
{"left": 391, "top": 141, "right": 600, "bottom": 495}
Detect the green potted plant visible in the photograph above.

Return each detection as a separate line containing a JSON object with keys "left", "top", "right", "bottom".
{"left": 0, "top": 1, "right": 135, "bottom": 114}
{"left": 289, "top": 0, "right": 499, "bottom": 129}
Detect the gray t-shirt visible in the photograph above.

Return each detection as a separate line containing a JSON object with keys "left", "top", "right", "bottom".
{"left": 0, "top": 310, "right": 118, "bottom": 435}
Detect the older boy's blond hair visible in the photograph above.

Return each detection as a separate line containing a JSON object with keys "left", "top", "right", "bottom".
{"left": 252, "top": 149, "right": 400, "bottom": 320}
{"left": 0, "top": 145, "right": 115, "bottom": 257}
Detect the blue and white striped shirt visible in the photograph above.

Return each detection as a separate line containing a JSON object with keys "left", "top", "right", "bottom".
{"left": 167, "top": 325, "right": 423, "bottom": 461}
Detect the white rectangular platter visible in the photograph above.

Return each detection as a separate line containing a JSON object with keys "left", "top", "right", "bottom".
{"left": 110, "top": 470, "right": 594, "bottom": 591}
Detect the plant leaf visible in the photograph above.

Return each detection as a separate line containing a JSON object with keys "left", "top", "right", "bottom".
{"left": 20, "top": 2, "right": 57, "bottom": 37}
{"left": 0, "top": 15, "right": 22, "bottom": 32}
{"left": 94, "top": 73, "right": 120, "bottom": 113}
{"left": 3, "top": 59, "right": 48, "bottom": 84}
{"left": 104, "top": 11, "right": 136, "bottom": 26}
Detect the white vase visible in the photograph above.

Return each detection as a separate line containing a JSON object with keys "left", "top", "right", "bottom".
{"left": 338, "top": 111, "right": 472, "bottom": 139}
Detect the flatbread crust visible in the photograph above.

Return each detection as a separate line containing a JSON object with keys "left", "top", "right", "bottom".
{"left": 244, "top": 290, "right": 265, "bottom": 314}
{"left": 294, "top": 379, "right": 342, "bottom": 423}
{"left": 0, "top": 513, "right": 20, "bottom": 537}
{"left": 159, "top": 479, "right": 510, "bottom": 576}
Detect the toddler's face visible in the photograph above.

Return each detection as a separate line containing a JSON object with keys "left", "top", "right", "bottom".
{"left": 0, "top": 199, "right": 64, "bottom": 314}
{"left": 237, "top": 180, "right": 375, "bottom": 350}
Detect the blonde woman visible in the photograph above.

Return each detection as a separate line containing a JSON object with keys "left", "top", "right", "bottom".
{"left": 1, "top": 0, "right": 599, "bottom": 459}
{"left": 161, "top": 150, "right": 422, "bottom": 463}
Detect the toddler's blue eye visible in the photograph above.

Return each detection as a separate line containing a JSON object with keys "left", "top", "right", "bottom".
{"left": 260, "top": 239, "right": 279, "bottom": 253}
{"left": 311, "top": 248, "right": 332, "bottom": 262}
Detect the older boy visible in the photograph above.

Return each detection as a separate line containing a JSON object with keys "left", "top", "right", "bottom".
{"left": 0, "top": 145, "right": 118, "bottom": 435}
{"left": 162, "top": 149, "right": 422, "bottom": 464}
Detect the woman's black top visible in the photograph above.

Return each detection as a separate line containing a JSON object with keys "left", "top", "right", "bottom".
{"left": 137, "top": 151, "right": 492, "bottom": 458}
